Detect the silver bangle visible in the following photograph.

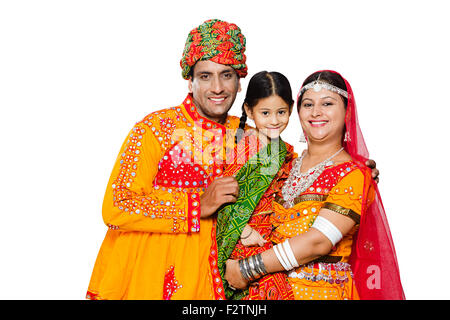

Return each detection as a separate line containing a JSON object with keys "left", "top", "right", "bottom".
{"left": 238, "top": 259, "right": 249, "bottom": 281}
{"left": 255, "top": 253, "right": 268, "bottom": 275}
{"left": 240, "top": 257, "right": 253, "bottom": 281}
{"left": 247, "top": 255, "right": 260, "bottom": 279}
{"left": 251, "top": 255, "right": 263, "bottom": 277}
{"left": 238, "top": 254, "right": 268, "bottom": 282}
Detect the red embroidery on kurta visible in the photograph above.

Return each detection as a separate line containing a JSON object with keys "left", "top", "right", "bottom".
{"left": 163, "top": 266, "right": 182, "bottom": 300}
{"left": 208, "top": 221, "right": 226, "bottom": 300}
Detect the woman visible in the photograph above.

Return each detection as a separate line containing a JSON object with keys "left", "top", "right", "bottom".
{"left": 225, "top": 70, "right": 404, "bottom": 300}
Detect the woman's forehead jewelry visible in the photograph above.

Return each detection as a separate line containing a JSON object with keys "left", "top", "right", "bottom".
{"left": 299, "top": 80, "right": 348, "bottom": 99}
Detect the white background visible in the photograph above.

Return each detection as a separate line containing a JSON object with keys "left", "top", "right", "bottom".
{"left": 1, "top": 0, "right": 449, "bottom": 299}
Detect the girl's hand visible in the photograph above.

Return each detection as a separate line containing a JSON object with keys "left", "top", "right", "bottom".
{"left": 225, "top": 259, "right": 248, "bottom": 290}
{"left": 240, "top": 225, "right": 267, "bottom": 247}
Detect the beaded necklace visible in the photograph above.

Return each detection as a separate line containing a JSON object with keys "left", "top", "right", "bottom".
{"left": 281, "top": 147, "right": 344, "bottom": 208}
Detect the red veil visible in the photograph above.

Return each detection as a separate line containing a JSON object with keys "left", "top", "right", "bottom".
{"left": 299, "top": 70, "right": 405, "bottom": 300}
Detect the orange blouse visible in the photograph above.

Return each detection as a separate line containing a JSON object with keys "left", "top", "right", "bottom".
{"left": 271, "top": 160, "right": 374, "bottom": 300}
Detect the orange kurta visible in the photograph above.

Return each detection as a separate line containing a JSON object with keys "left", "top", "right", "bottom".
{"left": 87, "top": 95, "right": 239, "bottom": 300}
{"left": 271, "top": 160, "right": 374, "bottom": 300}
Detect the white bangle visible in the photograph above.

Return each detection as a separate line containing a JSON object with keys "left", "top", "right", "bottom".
{"left": 311, "top": 216, "right": 343, "bottom": 246}
{"left": 282, "top": 239, "right": 299, "bottom": 269}
{"left": 274, "top": 243, "right": 293, "bottom": 271}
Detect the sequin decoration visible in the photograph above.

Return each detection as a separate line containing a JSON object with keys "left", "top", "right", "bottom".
{"left": 208, "top": 221, "right": 226, "bottom": 300}
{"left": 154, "top": 143, "right": 209, "bottom": 192}
{"left": 111, "top": 123, "right": 188, "bottom": 232}
{"left": 163, "top": 266, "right": 183, "bottom": 300}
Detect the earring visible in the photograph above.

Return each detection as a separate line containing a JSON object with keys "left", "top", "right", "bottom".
{"left": 344, "top": 131, "right": 349, "bottom": 142}
{"left": 299, "top": 132, "right": 307, "bottom": 143}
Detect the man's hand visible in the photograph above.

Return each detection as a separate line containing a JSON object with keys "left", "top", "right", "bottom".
{"left": 366, "top": 159, "right": 379, "bottom": 184}
{"left": 200, "top": 176, "right": 239, "bottom": 218}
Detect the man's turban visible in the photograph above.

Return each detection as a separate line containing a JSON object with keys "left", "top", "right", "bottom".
{"left": 180, "top": 19, "right": 247, "bottom": 80}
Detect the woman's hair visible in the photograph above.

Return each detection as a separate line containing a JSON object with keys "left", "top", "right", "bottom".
{"left": 297, "top": 71, "right": 348, "bottom": 112}
{"left": 236, "top": 71, "right": 294, "bottom": 143}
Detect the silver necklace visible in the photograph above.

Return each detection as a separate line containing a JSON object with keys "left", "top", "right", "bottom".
{"left": 281, "top": 147, "right": 344, "bottom": 208}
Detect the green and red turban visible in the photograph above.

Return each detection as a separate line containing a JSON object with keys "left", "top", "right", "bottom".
{"left": 180, "top": 19, "right": 248, "bottom": 79}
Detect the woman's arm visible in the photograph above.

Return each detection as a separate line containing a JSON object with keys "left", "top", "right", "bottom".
{"left": 225, "top": 208, "right": 356, "bottom": 289}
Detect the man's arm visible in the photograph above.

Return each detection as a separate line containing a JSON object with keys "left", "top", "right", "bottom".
{"left": 102, "top": 122, "right": 200, "bottom": 233}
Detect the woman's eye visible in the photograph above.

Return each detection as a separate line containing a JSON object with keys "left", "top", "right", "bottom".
{"left": 323, "top": 102, "right": 333, "bottom": 106}
{"left": 303, "top": 103, "right": 312, "bottom": 108}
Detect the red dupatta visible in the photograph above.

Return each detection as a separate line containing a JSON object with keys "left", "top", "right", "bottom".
{"left": 299, "top": 70, "right": 405, "bottom": 300}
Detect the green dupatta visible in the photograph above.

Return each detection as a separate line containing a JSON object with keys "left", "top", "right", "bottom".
{"left": 216, "top": 138, "right": 287, "bottom": 299}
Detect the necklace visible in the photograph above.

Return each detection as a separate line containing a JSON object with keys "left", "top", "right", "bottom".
{"left": 281, "top": 147, "right": 344, "bottom": 208}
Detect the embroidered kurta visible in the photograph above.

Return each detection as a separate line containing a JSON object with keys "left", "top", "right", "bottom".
{"left": 270, "top": 159, "right": 374, "bottom": 300}
{"left": 86, "top": 94, "right": 239, "bottom": 300}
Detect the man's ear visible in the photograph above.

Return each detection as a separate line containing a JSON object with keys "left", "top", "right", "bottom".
{"left": 188, "top": 78, "right": 193, "bottom": 93}
{"left": 243, "top": 103, "right": 253, "bottom": 120}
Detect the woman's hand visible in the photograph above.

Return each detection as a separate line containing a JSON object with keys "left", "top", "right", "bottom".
{"left": 225, "top": 259, "right": 249, "bottom": 290}
{"left": 240, "top": 225, "right": 267, "bottom": 247}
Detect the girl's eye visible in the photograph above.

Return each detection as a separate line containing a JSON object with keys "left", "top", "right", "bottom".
{"left": 261, "top": 111, "right": 269, "bottom": 116}
{"left": 278, "top": 110, "right": 286, "bottom": 115}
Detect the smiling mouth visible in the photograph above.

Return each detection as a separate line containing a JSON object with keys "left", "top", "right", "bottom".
{"left": 208, "top": 97, "right": 227, "bottom": 103}
{"left": 309, "top": 120, "right": 328, "bottom": 127}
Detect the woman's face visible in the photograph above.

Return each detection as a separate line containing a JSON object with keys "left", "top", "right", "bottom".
{"left": 298, "top": 88, "right": 346, "bottom": 144}
{"left": 244, "top": 95, "right": 291, "bottom": 139}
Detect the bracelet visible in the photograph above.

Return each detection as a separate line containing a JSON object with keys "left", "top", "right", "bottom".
{"left": 240, "top": 228, "right": 253, "bottom": 240}
{"left": 238, "top": 253, "right": 268, "bottom": 282}
{"left": 254, "top": 254, "right": 267, "bottom": 276}
{"left": 282, "top": 239, "right": 299, "bottom": 269}
{"left": 274, "top": 243, "right": 292, "bottom": 271}
{"left": 311, "top": 216, "right": 343, "bottom": 246}
{"left": 239, "top": 258, "right": 253, "bottom": 281}
{"left": 247, "top": 255, "right": 260, "bottom": 279}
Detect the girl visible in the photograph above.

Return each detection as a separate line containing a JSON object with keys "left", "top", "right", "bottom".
{"left": 216, "top": 71, "right": 296, "bottom": 300}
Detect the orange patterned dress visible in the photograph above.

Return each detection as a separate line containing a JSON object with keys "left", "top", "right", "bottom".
{"left": 86, "top": 94, "right": 239, "bottom": 300}
{"left": 270, "top": 159, "right": 374, "bottom": 300}
{"left": 227, "top": 143, "right": 297, "bottom": 300}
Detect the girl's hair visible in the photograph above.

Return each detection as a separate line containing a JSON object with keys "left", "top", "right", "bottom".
{"left": 236, "top": 71, "right": 293, "bottom": 143}
{"left": 297, "top": 71, "right": 348, "bottom": 111}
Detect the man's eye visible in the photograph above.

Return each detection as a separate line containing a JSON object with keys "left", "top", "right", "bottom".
{"left": 200, "top": 74, "right": 209, "bottom": 80}
{"left": 223, "top": 73, "right": 233, "bottom": 79}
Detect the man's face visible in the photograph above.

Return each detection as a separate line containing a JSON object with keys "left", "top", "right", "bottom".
{"left": 188, "top": 60, "right": 241, "bottom": 124}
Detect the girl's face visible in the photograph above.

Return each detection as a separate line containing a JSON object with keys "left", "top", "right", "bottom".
{"left": 298, "top": 88, "right": 346, "bottom": 144}
{"left": 244, "top": 95, "right": 291, "bottom": 139}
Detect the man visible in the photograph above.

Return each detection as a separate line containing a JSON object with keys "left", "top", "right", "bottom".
{"left": 86, "top": 18, "right": 379, "bottom": 300}
{"left": 86, "top": 19, "right": 248, "bottom": 300}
